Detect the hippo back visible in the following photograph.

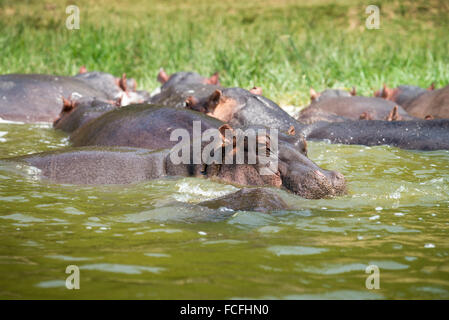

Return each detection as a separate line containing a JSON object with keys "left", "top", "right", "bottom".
{"left": 298, "top": 96, "right": 414, "bottom": 123}
{"left": 71, "top": 104, "right": 224, "bottom": 149}
{"left": 405, "top": 85, "right": 449, "bottom": 119}
{"left": 0, "top": 74, "right": 109, "bottom": 122}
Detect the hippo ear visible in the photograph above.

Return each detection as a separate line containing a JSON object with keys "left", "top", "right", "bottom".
{"left": 249, "top": 86, "right": 263, "bottom": 95}
{"left": 62, "top": 97, "right": 75, "bottom": 112}
{"left": 208, "top": 89, "right": 223, "bottom": 108}
{"left": 427, "top": 82, "right": 435, "bottom": 91}
{"left": 206, "top": 72, "right": 220, "bottom": 85}
{"left": 78, "top": 66, "right": 87, "bottom": 74}
{"left": 386, "top": 106, "right": 401, "bottom": 121}
{"left": 287, "top": 125, "right": 296, "bottom": 136}
{"left": 118, "top": 73, "right": 127, "bottom": 92}
{"left": 425, "top": 114, "right": 434, "bottom": 120}
{"left": 157, "top": 68, "right": 169, "bottom": 84}
{"left": 381, "top": 84, "right": 390, "bottom": 99}
{"left": 350, "top": 86, "right": 356, "bottom": 96}
{"left": 310, "top": 88, "right": 319, "bottom": 101}
{"left": 218, "top": 124, "right": 238, "bottom": 150}
{"left": 185, "top": 96, "right": 199, "bottom": 109}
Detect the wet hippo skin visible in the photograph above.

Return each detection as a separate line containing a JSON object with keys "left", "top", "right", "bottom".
{"left": 0, "top": 74, "right": 109, "bottom": 122}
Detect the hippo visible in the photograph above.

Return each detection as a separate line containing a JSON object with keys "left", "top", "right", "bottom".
{"left": 400, "top": 85, "right": 449, "bottom": 119}
{"left": 302, "top": 119, "right": 449, "bottom": 151}
{"left": 185, "top": 87, "right": 306, "bottom": 134}
{"left": 70, "top": 104, "right": 308, "bottom": 155}
{"left": 7, "top": 122, "right": 346, "bottom": 198}
{"left": 309, "top": 87, "right": 356, "bottom": 102}
{"left": 0, "top": 74, "right": 109, "bottom": 122}
{"left": 0, "top": 71, "right": 149, "bottom": 123}
{"left": 156, "top": 68, "right": 220, "bottom": 88}
{"left": 150, "top": 69, "right": 222, "bottom": 108}
{"left": 374, "top": 84, "right": 434, "bottom": 112}
{"left": 65, "top": 105, "right": 345, "bottom": 198}
{"left": 198, "top": 188, "right": 290, "bottom": 213}
{"left": 297, "top": 93, "right": 414, "bottom": 124}
{"left": 75, "top": 70, "right": 150, "bottom": 105}
{"left": 53, "top": 96, "right": 119, "bottom": 133}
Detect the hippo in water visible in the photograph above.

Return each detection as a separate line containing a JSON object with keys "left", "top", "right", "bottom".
{"left": 397, "top": 85, "right": 449, "bottom": 119}
{"left": 302, "top": 119, "right": 449, "bottom": 151}
{"left": 70, "top": 104, "right": 308, "bottom": 155}
{"left": 66, "top": 105, "right": 344, "bottom": 199}
{"left": 297, "top": 88, "right": 414, "bottom": 124}
{"left": 53, "top": 96, "right": 119, "bottom": 133}
{"left": 8, "top": 121, "right": 346, "bottom": 199}
{"left": 374, "top": 84, "right": 434, "bottom": 112}
{"left": 0, "top": 74, "right": 109, "bottom": 123}
{"left": 184, "top": 87, "right": 306, "bottom": 134}
{"left": 75, "top": 69, "right": 150, "bottom": 105}
{"left": 0, "top": 71, "right": 149, "bottom": 123}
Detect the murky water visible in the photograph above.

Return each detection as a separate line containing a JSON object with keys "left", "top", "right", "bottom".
{"left": 0, "top": 122, "right": 448, "bottom": 299}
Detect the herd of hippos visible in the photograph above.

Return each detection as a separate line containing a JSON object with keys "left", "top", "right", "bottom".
{"left": 0, "top": 68, "right": 448, "bottom": 213}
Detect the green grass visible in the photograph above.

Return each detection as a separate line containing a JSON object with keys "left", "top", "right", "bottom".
{"left": 0, "top": 0, "right": 448, "bottom": 106}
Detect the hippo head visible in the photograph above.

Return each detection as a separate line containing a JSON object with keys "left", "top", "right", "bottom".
{"left": 173, "top": 124, "right": 346, "bottom": 199}
{"left": 310, "top": 87, "right": 356, "bottom": 103}
{"left": 375, "top": 84, "right": 434, "bottom": 107}
{"left": 157, "top": 68, "right": 220, "bottom": 88}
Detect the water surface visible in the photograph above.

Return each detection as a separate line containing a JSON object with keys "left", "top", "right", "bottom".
{"left": 0, "top": 123, "right": 448, "bottom": 299}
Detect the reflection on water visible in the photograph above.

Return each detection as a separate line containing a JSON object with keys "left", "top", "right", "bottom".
{"left": 0, "top": 123, "right": 448, "bottom": 299}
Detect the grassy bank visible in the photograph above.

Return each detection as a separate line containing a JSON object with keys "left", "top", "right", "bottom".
{"left": 0, "top": 0, "right": 448, "bottom": 106}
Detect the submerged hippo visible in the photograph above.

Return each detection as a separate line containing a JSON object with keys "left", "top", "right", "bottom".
{"left": 302, "top": 119, "right": 449, "bottom": 151}
{"left": 185, "top": 87, "right": 306, "bottom": 134}
{"left": 149, "top": 69, "right": 222, "bottom": 108}
{"left": 70, "top": 104, "right": 308, "bottom": 155}
{"left": 156, "top": 68, "right": 220, "bottom": 88}
{"left": 75, "top": 70, "right": 150, "bottom": 105}
{"left": 0, "top": 71, "right": 149, "bottom": 123}
{"left": 8, "top": 123, "right": 346, "bottom": 199}
{"left": 53, "top": 96, "right": 119, "bottom": 133}
{"left": 198, "top": 188, "right": 290, "bottom": 213}
{"left": 297, "top": 93, "right": 414, "bottom": 124}
{"left": 399, "top": 85, "right": 449, "bottom": 119}
{"left": 66, "top": 105, "right": 344, "bottom": 199}
{"left": 374, "top": 84, "right": 434, "bottom": 112}
{"left": 0, "top": 74, "right": 109, "bottom": 122}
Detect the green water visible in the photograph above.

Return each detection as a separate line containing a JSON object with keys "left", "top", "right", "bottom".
{"left": 0, "top": 122, "right": 448, "bottom": 299}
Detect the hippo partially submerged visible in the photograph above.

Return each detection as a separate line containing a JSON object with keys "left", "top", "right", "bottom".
{"left": 0, "top": 71, "right": 148, "bottom": 123}
{"left": 303, "top": 119, "right": 449, "bottom": 151}
{"left": 0, "top": 74, "right": 109, "bottom": 123}
{"left": 8, "top": 124, "right": 346, "bottom": 199}
{"left": 297, "top": 91, "right": 414, "bottom": 124}
{"left": 400, "top": 85, "right": 449, "bottom": 119}
{"left": 65, "top": 105, "right": 345, "bottom": 199}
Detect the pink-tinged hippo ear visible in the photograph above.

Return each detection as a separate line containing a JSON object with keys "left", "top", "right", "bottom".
{"left": 310, "top": 88, "right": 319, "bottom": 101}
{"left": 118, "top": 73, "right": 128, "bottom": 92}
{"left": 218, "top": 124, "right": 235, "bottom": 146}
{"left": 249, "top": 86, "right": 263, "bottom": 95}
{"left": 386, "top": 105, "right": 401, "bottom": 121}
{"left": 208, "top": 89, "right": 223, "bottom": 108}
{"left": 350, "top": 86, "right": 356, "bottom": 96}
{"left": 185, "top": 96, "right": 199, "bottom": 108}
{"left": 425, "top": 114, "right": 434, "bottom": 120}
{"left": 427, "top": 82, "right": 435, "bottom": 91}
{"left": 359, "top": 111, "right": 373, "bottom": 120}
{"left": 78, "top": 66, "right": 87, "bottom": 74}
{"left": 157, "top": 68, "right": 169, "bottom": 84}
{"left": 287, "top": 125, "right": 296, "bottom": 136}
{"left": 62, "top": 97, "right": 75, "bottom": 112}
{"left": 206, "top": 72, "right": 220, "bottom": 85}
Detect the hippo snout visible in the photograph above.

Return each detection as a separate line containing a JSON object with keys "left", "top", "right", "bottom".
{"left": 280, "top": 163, "right": 346, "bottom": 199}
